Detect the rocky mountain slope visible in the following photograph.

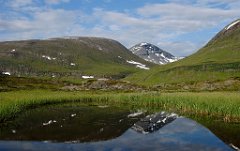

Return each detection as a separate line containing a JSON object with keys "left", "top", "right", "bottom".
{"left": 0, "top": 37, "right": 153, "bottom": 79}
{"left": 129, "top": 42, "right": 181, "bottom": 65}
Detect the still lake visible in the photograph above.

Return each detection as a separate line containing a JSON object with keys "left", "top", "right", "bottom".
{"left": 0, "top": 103, "right": 236, "bottom": 151}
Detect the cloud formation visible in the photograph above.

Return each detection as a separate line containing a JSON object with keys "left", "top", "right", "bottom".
{"left": 7, "top": 0, "right": 33, "bottom": 8}
{"left": 0, "top": 0, "right": 239, "bottom": 56}
{"left": 45, "top": 0, "right": 70, "bottom": 5}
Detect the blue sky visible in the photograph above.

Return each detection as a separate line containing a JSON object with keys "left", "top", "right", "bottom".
{"left": 0, "top": 0, "right": 239, "bottom": 56}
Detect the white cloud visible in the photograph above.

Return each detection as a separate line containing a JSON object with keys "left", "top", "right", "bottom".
{"left": 45, "top": 0, "right": 70, "bottom": 5}
{"left": 86, "top": 5, "right": 239, "bottom": 56}
{"left": 7, "top": 0, "right": 33, "bottom": 8}
{"left": 167, "top": 0, "right": 239, "bottom": 6}
{"left": 195, "top": 0, "right": 239, "bottom": 6}
{"left": 137, "top": 3, "right": 239, "bottom": 21}
{"left": 109, "top": 25, "right": 120, "bottom": 31}
{"left": 0, "top": 7, "right": 82, "bottom": 40}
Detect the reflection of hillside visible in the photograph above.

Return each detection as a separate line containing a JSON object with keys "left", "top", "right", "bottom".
{"left": 0, "top": 116, "right": 232, "bottom": 151}
{"left": 0, "top": 104, "right": 141, "bottom": 142}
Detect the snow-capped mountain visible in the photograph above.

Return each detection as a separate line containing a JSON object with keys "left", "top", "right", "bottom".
{"left": 129, "top": 42, "right": 181, "bottom": 65}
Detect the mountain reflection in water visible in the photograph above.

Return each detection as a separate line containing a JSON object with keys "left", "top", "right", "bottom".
{"left": 0, "top": 103, "right": 233, "bottom": 151}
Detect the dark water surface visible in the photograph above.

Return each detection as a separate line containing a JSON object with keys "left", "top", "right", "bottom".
{"left": 0, "top": 103, "right": 234, "bottom": 151}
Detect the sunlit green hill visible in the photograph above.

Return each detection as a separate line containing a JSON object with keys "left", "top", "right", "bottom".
{"left": 0, "top": 37, "right": 153, "bottom": 79}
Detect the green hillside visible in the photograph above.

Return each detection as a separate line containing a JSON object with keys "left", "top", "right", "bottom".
{"left": 0, "top": 37, "right": 153, "bottom": 79}
{"left": 126, "top": 19, "right": 240, "bottom": 90}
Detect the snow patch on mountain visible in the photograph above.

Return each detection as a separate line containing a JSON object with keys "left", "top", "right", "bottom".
{"left": 82, "top": 75, "right": 94, "bottom": 79}
{"left": 97, "top": 46, "right": 103, "bottom": 50}
{"left": 2, "top": 72, "right": 11, "bottom": 75}
{"left": 126, "top": 60, "right": 149, "bottom": 70}
{"left": 136, "top": 65, "right": 149, "bottom": 70}
{"left": 42, "top": 55, "right": 51, "bottom": 60}
{"left": 126, "top": 60, "right": 142, "bottom": 65}
{"left": 140, "top": 42, "right": 148, "bottom": 46}
{"left": 42, "top": 55, "right": 57, "bottom": 61}
{"left": 225, "top": 20, "right": 240, "bottom": 30}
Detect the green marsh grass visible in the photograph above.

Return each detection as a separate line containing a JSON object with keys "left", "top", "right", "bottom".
{"left": 0, "top": 90, "right": 240, "bottom": 123}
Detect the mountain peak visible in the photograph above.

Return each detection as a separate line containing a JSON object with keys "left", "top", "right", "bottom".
{"left": 129, "top": 42, "right": 181, "bottom": 65}
{"left": 139, "top": 42, "right": 150, "bottom": 46}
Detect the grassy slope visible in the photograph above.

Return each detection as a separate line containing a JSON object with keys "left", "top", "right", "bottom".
{"left": 0, "top": 37, "right": 153, "bottom": 78}
{"left": 126, "top": 20, "right": 240, "bottom": 86}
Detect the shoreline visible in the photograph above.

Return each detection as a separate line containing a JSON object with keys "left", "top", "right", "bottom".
{"left": 1, "top": 90, "right": 240, "bottom": 123}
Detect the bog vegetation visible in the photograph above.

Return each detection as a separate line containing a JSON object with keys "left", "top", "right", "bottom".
{"left": 1, "top": 90, "right": 240, "bottom": 123}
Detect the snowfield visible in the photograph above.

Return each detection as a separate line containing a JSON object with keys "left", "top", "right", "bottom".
{"left": 2, "top": 72, "right": 11, "bottom": 75}
{"left": 127, "top": 60, "right": 150, "bottom": 70}
{"left": 82, "top": 75, "right": 94, "bottom": 79}
{"left": 225, "top": 20, "right": 240, "bottom": 30}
